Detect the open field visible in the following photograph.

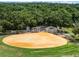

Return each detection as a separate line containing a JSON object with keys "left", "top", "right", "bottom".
{"left": 0, "top": 35, "right": 79, "bottom": 57}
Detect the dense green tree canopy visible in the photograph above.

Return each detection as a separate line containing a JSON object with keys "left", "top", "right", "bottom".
{"left": 0, "top": 2, "right": 79, "bottom": 31}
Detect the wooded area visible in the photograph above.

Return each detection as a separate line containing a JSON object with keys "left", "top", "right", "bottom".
{"left": 0, "top": 2, "right": 79, "bottom": 32}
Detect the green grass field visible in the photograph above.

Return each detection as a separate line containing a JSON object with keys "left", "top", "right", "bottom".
{"left": 0, "top": 35, "right": 79, "bottom": 57}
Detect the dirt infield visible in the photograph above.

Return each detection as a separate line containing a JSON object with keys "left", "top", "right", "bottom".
{"left": 3, "top": 32, "right": 68, "bottom": 49}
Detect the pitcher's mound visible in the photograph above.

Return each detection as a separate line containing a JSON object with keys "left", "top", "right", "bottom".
{"left": 3, "top": 32, "right": 67, "bottom": 49}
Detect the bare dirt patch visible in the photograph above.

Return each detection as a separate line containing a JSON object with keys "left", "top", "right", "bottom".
{"left": 3, "top": 32, "right": 67, "bottom": 49}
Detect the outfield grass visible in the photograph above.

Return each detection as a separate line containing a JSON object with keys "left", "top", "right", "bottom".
{"left": 0, "top": 35, "right": 79, "bottom": 57}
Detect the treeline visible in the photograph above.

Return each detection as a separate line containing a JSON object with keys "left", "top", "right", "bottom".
{"left": 0, "top": 2, "right": 79, "bottom": 32}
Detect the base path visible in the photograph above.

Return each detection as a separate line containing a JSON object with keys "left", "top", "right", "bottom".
{"left": 3, "top": 32, "right": 68, "bottom": 49}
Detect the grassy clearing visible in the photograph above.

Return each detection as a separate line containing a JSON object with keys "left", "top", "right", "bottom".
{"left": 0, "top": 35, "right": 79, "bottom": 57}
